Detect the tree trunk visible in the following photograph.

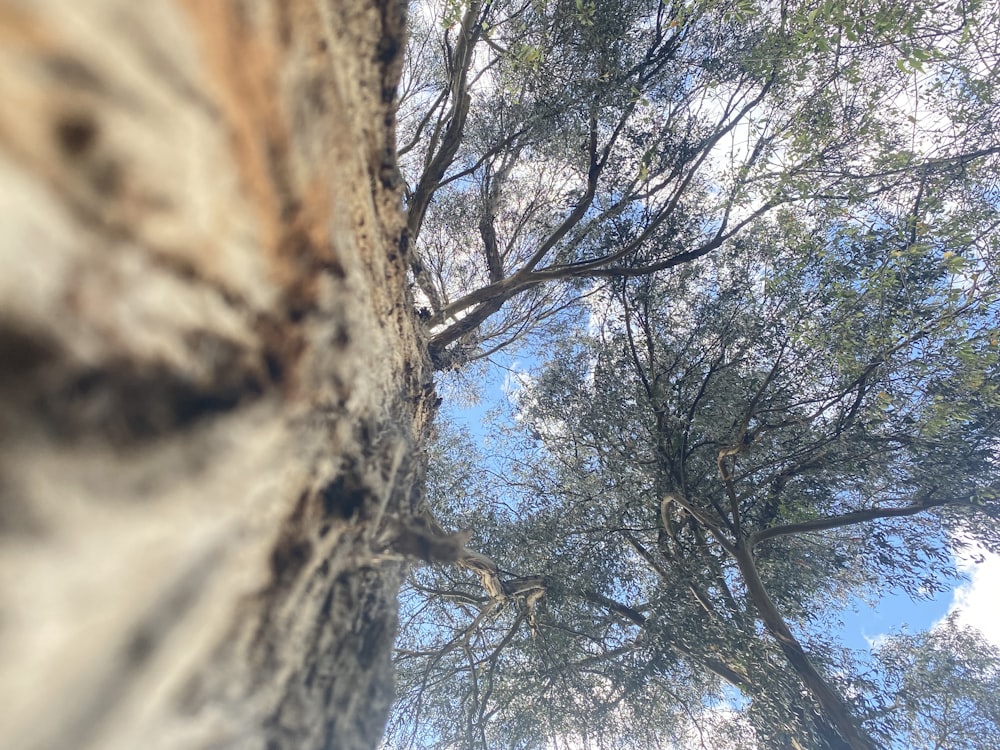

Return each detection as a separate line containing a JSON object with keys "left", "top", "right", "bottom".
{"left": 0, "top": 2, "right": 426, "bottom": 749}
{"left": 732, "top": 545, "right": 875, "bottom": 750}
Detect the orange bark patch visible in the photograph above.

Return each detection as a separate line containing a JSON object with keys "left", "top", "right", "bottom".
{"left": 176, "top": 1, "right": 347, "bottom": 302}
{"left": 0, "top": 4, "right": 60, "bottom": 50}
{"left": 175, "top": 0, "right": 290, "bottom": 257}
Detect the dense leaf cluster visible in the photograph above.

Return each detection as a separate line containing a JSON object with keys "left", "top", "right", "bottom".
{"left": 387, "top": 0, "right": 1000, "bottom": 748}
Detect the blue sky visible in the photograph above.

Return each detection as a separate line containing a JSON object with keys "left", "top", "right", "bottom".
{"left": 838, "top": 588, "right": 953, "bottom": 651}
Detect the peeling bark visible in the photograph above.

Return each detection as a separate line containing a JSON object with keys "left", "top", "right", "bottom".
{"left": 0, "top": 2, "right": 427, "bottom": 749}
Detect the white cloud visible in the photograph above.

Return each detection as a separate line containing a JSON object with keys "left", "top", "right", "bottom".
{"left": 500, "top": 360, "right": 530, "bottom": 401}
{"left": 945, "top": 547, "right": 1000, "bottom": 647}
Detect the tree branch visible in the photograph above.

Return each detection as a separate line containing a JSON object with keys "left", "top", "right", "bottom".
{"left": 748, "top": 491, "right": 994, "bottom": 549}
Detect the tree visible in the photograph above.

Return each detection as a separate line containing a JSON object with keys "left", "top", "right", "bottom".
{"left": 3, "top": 2, "right": 999, "bottom": 750}
{"left": 872, "top": 613, "right": 1000, "bottom": 750}
{"left": 385, "top": 1, "right": 1000, "bottom": 746}
{"left": 0, "top": 2, "right": 424, "bottom": 750}
{"left": 399, "top": 0, "right": 1000, "bottom": 368}
{"left": 388, "top": 198, "right": 1000, "bottom": 748}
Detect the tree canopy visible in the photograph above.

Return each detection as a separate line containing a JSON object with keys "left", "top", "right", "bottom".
{"left": 873, "top": 613, "right": 1000, "bottom": 750}
{"left": 399, "top": 0, "right": 1000, "bottom": 368}
{"left": 387, "top": 0, "right": 1000, "bottom": 748}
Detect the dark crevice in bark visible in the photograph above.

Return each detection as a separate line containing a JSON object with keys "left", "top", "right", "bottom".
{"left": 23, "top": 348, "right": 268, "bottom": 444}
{"left": 0, "top": 310, "right": 306, "bottom": 444}
{"left": 0, "top": 325, "right": 60, "bottom": 385}
{"left": 37, "top": 364, "right": 261, "bottom": 443}
{"left": 318, "top": 472, "right": 370, "bottom": 521}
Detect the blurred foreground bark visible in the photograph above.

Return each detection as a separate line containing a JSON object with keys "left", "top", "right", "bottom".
{"left": 0, "top": 2, "right": 428, "bottom": 749}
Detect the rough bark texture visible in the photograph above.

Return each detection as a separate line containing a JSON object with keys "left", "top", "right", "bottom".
{"left": 0, "top": 2, "right": 425, "bottom": 749}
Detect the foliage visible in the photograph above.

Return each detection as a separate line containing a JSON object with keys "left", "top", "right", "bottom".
{"left": 389, "top": 199, "right": 1000, "bottom": 747}
{"left": 872, "top": 614, "right": 1000, "bottom": 750}
{"left": 398, "top": 0, "right": 1000, "bottom": 367}
{"left": 389, "top": 0, "right": 1000, "bottom": 748}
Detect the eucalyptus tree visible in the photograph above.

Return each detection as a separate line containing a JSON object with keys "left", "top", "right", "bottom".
{"left": 386, "top": 0, "right": 1000, "bottom": 747}
{"left": 398, "top": 0, "right": 1000, "bottom": 367}
{"left": 872, "top": 613, "right": 1000, "bottom": 750}
{"left": 387, "top": 188, "right": 1000, "bottom": 749}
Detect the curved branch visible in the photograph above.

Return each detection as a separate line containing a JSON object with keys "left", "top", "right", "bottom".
{"left": 747, "top": 490, "right": 991, "bottom": 549}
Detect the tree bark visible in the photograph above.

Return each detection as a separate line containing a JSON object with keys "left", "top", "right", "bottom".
{"left": 732, "top": 545, "right": 876, "bottom": 750}
{"left": 0, "top": 2, "right": 426, "bottom": 749}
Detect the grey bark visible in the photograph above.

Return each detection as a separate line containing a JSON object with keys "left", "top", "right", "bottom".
{"left": 0, "top": 2, "right": 428, "bottom": 749}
